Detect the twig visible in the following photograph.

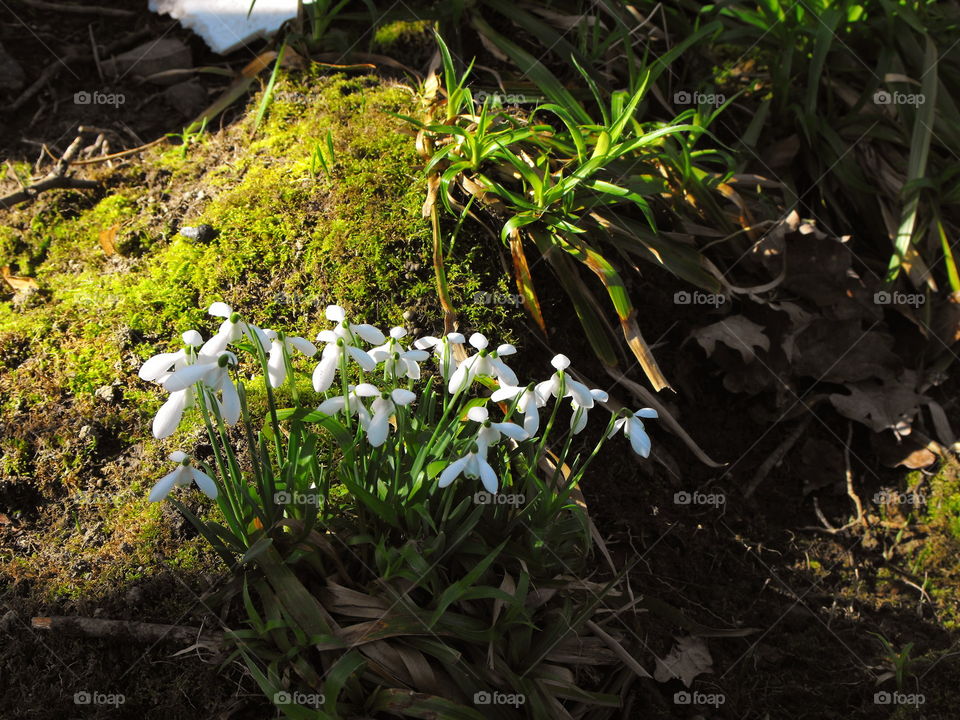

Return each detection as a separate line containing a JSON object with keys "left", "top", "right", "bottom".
{"left": 31, "top": 615, "right": 226, "bottom": 647}
{"left": 843, "top": 422, "right": 866, "bottom": 528}
{"left": 1, "top": 134, "right": 98, "bottom": 209}
{"left": 17, "top": 0, "right": 135, "bottom": 16}
{"left": 744, "top": 414, "right": 813, "bottom": 498}
{"left": 0, "top": 176, "right": 99, "bottom": 208}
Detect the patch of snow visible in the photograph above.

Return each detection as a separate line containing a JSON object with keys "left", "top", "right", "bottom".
{"left": 149, "top": 0, "right": 300, "bottom": 55}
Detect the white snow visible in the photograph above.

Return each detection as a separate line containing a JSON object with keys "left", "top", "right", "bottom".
{"left": 149, "top": 0, "right": 300, "bottom": 55}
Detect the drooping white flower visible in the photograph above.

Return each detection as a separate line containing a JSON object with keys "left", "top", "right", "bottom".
{"left": 413, "top": 332, "right": 465, "bottom": 383}
{"left": 369, "top": 327, "right": 430, "bottom": 381}
{"left": 490, "top": 382, "right": 540, "bottom": 436}
{"left": 438, "top": 406, "right": 528, "bottom": 494}
{"left": 316, "top": 383, "right": 379, "bottom": 426}
{"left": 263, "top": 329, "right": 317, "bottom": 388}
{"left": 607, "top": 408, "right": 658, "bottom": 457}
{"left": 312, "top": 305, "right": 384, "bottom": 392}
{"left": 534, "top": 354, "right": 595, "bottom": 409}
{"left": 139, "top": 331, "right": 205, "bottom": 439}
{"left": 163, "top": 350, "right": 241, "bottom": 426}
{"left": 447, "top": 333, "right": 518, "bottom": 393}
{"left": 438, "top": 448, "right": 499, "bottom": 494}
{"left": 570, "top": 388, "right": 609, "bottom": 434}
{"left": 149, "top": 451, "right": 217, "bottom": 502}
{"left": 201, "top": 302, "right": 270, "bottom": 356}
{"left": 366, "top": 388, "right": 417, "bottom": 447}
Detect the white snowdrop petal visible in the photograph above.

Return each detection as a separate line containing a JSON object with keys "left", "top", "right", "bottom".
{"left": 391, "top": 388, "right": 416, "bottom": 406}
{"left": 153, "top": 392, "right": 189, "bottom": 439}
{"left": 313, "top": 349, "right": 339, "bottom": 392}
{"left": 326, "top": 305, "right": 346, "bottom": 322}
{"left": 347, "top": 345, "right": 377, "bottom": 371}
{"left": 288, "top": 336, "right": 318, "bottom": 357}
{"left": 139, "top": 351, "right": 183, "bottom": 381}
{"left": 219, "top": 381, "right": 241, "bottom": 425}
{"left": 635, "top": 408, "right": 659, "bottom": 419}
{"left": 208, "top": 301, "right": 232, "bottom": 318}
{"left": 351, "top": 324, "right": 386, "bottom": 345}
{"left": 354, "top": 383, "right": 380, "bottom": 397}
{"left": 496, "top": 344, "right": 516, "bottom": 356}
{"left": 182, "top": 330, "right": 203, "bottom": 347}
{"left": 494, "top": 422, "right": 528, "bottom": 441}
{"left": 163, "top": 363, "right": 214, "bottom": 392}
{"left": 469, "top": 332, "right": 488, "bottom": 350}
{"left": 551, "top": 354, "right": 571, "bottom": 370}
{"left": 191, "top": 469, "right": 218, "bottom": 499}
{"left": 148, "top": 469, "right": 181, "bottom": 502}
{"left": 169, "top": 450, "right": 189, "bottom": 463}
{"left": 316, "top": 396, "right": 346, "bottom": 415}
{"left": 438, "top": 455, "right": 469, "bottom": 488}
{"left": 479, "top": 460, "right": 499, "bottom": 494}
{"left": 467, "top": 406, "right": 488, "bottom": 423}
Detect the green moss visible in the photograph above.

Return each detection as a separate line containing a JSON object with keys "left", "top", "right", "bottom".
{"left": 0, "top": 70, "right": 521, "bottom": 603}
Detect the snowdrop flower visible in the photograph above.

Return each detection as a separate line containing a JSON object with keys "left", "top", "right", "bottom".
{"left": 138, "top": 330, "right": 204, "bottom": 385}
{"left": 447, "top": 333, "right": 518, "bottom": 394}
{"left": 570, "top": 388, "right": 609, "bottom": 435}
{"left": 608, "top": 408, "right": 658, "bottom": 457}
{"left": 490, "top": 382, "right": 540, "bottom": 436}
{"left": 164, "top": 351, "right": 241, "bottom": 426}
{"left": 316, "top": 383, "right": 379, "bottom": 426}
{"left": 534, "top": 354, "right": 595, "bottom": 409}
{"left": 438, "top": 447, "right": 499, "bottom": 494}
{"left": 413, "top": 332, "right": 465, "bottom": 383}
{"left": 139, "top": 331, "right": 204, "bottom": 439}
{"left": 149, "top": 451, "right": 217, "bottom": 502}
{"left": 312, "top": 305, "right": 384, "bottom": 392}
{"left": 263, "top": 329, "right": 317, "bottom": 388}
{"left": 369, "top": 327, "right": 430, "bottom": 381}
{"left": 438, "top": 406, "right": 528, "bottom": 493}
{"left": 201, "top": 302, "right": 270, "bottom": 356}
{"left": 366, "top": 388, "right": 417, "bottom": 447}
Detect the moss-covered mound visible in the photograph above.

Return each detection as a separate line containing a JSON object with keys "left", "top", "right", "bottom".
{"left": 0, "top": 69, "right": 521, "bottom": 718}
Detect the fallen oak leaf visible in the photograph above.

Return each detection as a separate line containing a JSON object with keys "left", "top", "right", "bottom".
{"left": 653, "top": 636, "right": 713, "bottom": 687}
{"left": 691, "top": 315, "right": 770, "bottom": 363}
{"left": 99, "top": 223, "right": 119, "bottom": 256}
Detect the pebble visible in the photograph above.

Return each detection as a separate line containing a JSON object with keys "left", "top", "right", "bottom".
{"left": 95, "top": 384, "right": 121, "bottom": 403}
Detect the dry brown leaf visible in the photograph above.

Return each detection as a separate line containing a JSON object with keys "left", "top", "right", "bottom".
{"left": 99, "top": 223, "right": 119, "bottom": 256}
{"left": 2, "top": 266, "right": 39, "bottom": 291}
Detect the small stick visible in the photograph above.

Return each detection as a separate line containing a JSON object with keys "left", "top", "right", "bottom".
{"left": 32, "top": 615, "right": 225, "bottom": 647}
{"left": 0, "top": 176, "right": 99, "bottom": 209}
{"left": 17, "top": 0, "right": 135, "bottom": 16}
{"left": 89, "top": 24, "right": 103, "bottom": 81}
{"left": 744, "top": 414, "right": 813, "bottom": 498}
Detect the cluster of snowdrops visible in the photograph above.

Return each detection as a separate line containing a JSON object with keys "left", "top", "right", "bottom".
{"left": 137, "top": 302, "right": 657, "bottom": 513}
